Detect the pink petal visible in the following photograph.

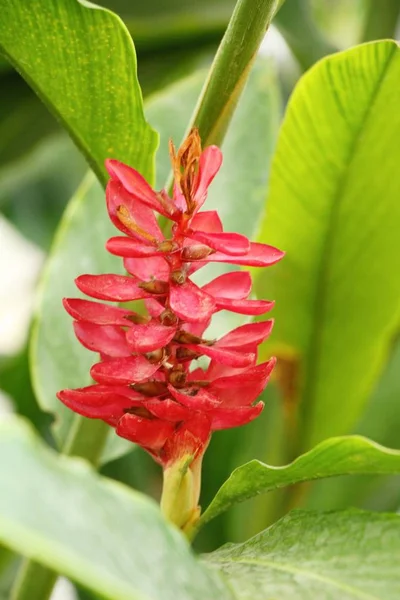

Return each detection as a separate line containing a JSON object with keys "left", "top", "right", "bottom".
{"left": 205, "top": 360, "right": 249, "bottom": 380}
{"left": 124, "top": 256, "right": 170, "bottom": 282}
{"left": 63, "top": 298, "right": 133, "bottom": 326}
{"left": 105, "top": 159, "right": 170, "bottom": 217}
{"left": 106, "top": 237, "right": 161, "bottom": 258}
{"left": 126, "top": 321, "right": 177, "bottom": 353}
{"left": 209, "top": 360, "right": 275, "bottom": 407}
{"left": 215, "top": 298, "right": 275, "bottom": 315}
{"left": 202, "top": 271, "right": 252, "bottom": 300}
{"left": 144, "top": 298, "right": 165, "bottom": 318}
{"left": 187, "top": 344, "right": 256, "bottom": 368}
{"left": 162, "top": 414, "right": 211, "bottom": 464}
{"left": 199, "top": 242, "right": 285, "bottom": 266}
{"left": 57, "top": 390, "right": 132, "bottom": 423}
{"left": 210, "top": 402, "right": 264, "bottom": 430}
{"left": 173, "top": 182, "right": 187, "bottom": 212}
{"left": 212, "top": 359, "right": 276, "bottom": 389}
{"left": 217, "top": 320, "right": 274, "bottom": 351}
{"left": 187, "top": 230, "right": 250, "bottom": 255}
{"left": 90, "top": 356, "right": 160, "bottom": 385}
{"left": 169, "top": 279, "right": 215, "bottom": 323}
{"left": 145, "top": 398, "right": 193, "bottom": 422}
{"left": 57, "top": 384, "right": 144, "bottom": 407}
{"left": 190, "top": 210, "right": 223, "bottom": 233}
{"left": 193, "top": 146, "right": 223, "bottom": 209}
{"left": 73, "top": 321, "right": 131, "bottom": 357}
{"left": 116, "top": 413, "right": 174, "bottom": 449}
{"left": 181, "top": 319, "right": 211, "bottom": 338}
{"left": 186, "top": 367, "right": 208, "bottom": 382}
{"left": 106, "top": 180, "right": 162, "bottom": 241}
{"left": 168, "top": 385, "right": 220, "bottom": 410}
{"left": 75, "top": 274, "right": 152, "bottom": 302}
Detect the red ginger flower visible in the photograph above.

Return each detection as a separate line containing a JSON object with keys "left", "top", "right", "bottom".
{"left": 57, "top": 129, "right": 283, "bottom": 530}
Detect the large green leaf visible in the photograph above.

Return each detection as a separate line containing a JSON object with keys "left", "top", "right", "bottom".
{"left": 0, "top": 417, "right": 230, "bottom": 600}
{"left": 206, "top": 509, "right": 400, "bottom": 599}
{"left": 197, "top": 435, "right": 400, "bottom": 530}
{"left": 0, "top": 0, "right": 157, "bottom": 184}
{"left": 307, "top": 336, "right": 400, "bottom": 512}
{"left": 254, "top": 41, "right": 400, "bottom": 450}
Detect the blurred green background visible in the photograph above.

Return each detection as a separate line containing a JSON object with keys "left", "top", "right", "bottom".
{"left": 1, "top": 1, "right": 400, "bottom": 598}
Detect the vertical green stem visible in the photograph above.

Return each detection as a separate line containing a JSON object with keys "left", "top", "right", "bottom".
{"left": 361, "top": 0, "right": 400, "bottom": 42}
{"left": 10, "top": 417, "right": 109, "bottom": 600}
{"left": 184, "top": 0, "right": 284, "bottom": 148}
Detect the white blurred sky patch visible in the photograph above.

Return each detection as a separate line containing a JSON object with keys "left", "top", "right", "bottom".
{"left": 51, "top": 577, "right": 78, "bottom": 600}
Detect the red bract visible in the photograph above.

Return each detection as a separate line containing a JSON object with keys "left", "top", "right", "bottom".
{"left": 57, "top": 129, "right": 283, "bottom": 475}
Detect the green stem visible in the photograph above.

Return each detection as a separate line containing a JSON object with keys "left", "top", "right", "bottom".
{"left": 160, "top": 454, "right": 204, "bottom": 534}
{"left": 10, "top": 417, "right": 109, "bottom": 600}
{"left": 361, "top": 0, "right": 400, "bottom": 42}
{"left": 189, "top": 0, "right": 284, "bottom": 147}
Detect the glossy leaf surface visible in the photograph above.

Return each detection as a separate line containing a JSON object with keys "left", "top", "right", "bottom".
{"left": 0, "top": 417, "right": 230, "bottom": 600}
{"left": 198, "top": 435, "right": 400, "bottom": 528}
{"left": 254, "top": 41, "right": 400, "bottom": 449}
{"left": 206, "top": 509, "right": 400, "bottom": 599}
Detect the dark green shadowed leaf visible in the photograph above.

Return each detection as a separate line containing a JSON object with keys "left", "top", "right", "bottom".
{"left": 197, "top": 435, "right": 400, "bottom": 530}
{"left": 253, "top": 40, "right": 400, "bottom": 450}
{"left": 205, "top": 509, "right": 400, "bottom": 599}
{"left": 0, "top": 0, "right": 157, "bottom": 184}
{"left": 0, "top": 417, "right": 231, "bottom": 600}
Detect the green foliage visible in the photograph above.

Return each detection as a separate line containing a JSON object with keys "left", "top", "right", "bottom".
{"left": 254, "top": 40, "right": 400, "bottom": 451}
{"left": 0, "top": 418, "right": 230, "bottom": 600}
{"left": 206, "top": 509, "right": 400, "bottom": 599}
{"left": 0, "top": 0, "right": 157, "bottom": 184}
{"left": 198, "top": 435, "right": 400, "bottom": 530}
{"left": 2, "top": 1, "right": 400, "bottom": 598}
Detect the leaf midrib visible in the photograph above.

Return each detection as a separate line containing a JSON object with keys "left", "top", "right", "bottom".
{"left": 301, "top": 44, "right": 398, "bottom": 449}
{"left": 210, "top": 556, "right": 381, "bottom": 600}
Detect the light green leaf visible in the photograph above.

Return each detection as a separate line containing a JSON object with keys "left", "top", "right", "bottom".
{"left": 254, "top": 40, "right": 400, "bottom": 449}
{"left": 197, "top": 435, "right": 400, "bottom": 529}
{"left": 0, "top": 0, "right": 157, "bottom": 184}
{"left": 0, "top": 417, "right": 230, "bottom": 600}
{"left": 206, "top": 509, "right": 400, "bottom": 599}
